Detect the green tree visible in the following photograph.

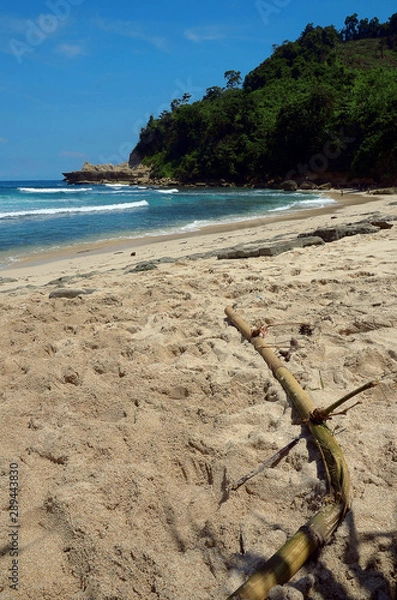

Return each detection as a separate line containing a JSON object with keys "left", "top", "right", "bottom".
{"left": 132, "top": 13, "right": 397, "bottom": 185}
{"left": 203, "top": 86, "right": 223, "bottom": 100}
{"left": 224, "top": 70, "right": 242, "bottom": 89}
{"left": 342, "top": 14, "right": 359, "bottom": 41}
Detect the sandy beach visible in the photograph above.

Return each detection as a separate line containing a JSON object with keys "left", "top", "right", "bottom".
{"left": 0, "top": 190, "right": 396, "bottom": 599}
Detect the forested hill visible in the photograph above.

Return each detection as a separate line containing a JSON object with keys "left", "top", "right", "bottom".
{"left": 131, "top": 13, "right": 397, "bottom": 186}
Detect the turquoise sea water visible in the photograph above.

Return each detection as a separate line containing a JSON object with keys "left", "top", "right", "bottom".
{"left": 0, "top": 180, "right": 335, "bottom": 266}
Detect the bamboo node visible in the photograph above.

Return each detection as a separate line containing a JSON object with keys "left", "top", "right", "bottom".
{"left": 251, "top": 322, "right": 314, "bottom": 338}
{"left": 299, "top": 523, "right": 326, "bottom": 547}
{"left": 310, "top": 408, "right": 331, "bottom": 424}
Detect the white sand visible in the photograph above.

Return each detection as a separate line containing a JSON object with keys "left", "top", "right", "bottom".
{"left": 0, "top": 191, "right": 396, "bottom": 599}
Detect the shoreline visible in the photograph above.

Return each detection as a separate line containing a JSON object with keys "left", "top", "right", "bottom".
{"left": 0, "top": 189, "right": 393, "bottom": 288}
{"left": 0, "top": 186, "right": 395, "bottom": 598}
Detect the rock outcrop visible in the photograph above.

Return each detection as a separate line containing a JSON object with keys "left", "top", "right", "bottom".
{"left": 62, "top": 161, "right": 151, "bottom": 186}
{"left": 279, "top": 180, "right": 298, "bottom": 192}
{"left": 298, "top": 217, "right": 395, "bottom": 243}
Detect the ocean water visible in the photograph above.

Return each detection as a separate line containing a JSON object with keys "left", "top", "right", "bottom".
{"left": 0, "top": 180, "right": 335, "bottom": 266}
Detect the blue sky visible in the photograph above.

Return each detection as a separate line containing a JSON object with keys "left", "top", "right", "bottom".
{"left": 0, "top": 0, "right": 395, "bottom": 180}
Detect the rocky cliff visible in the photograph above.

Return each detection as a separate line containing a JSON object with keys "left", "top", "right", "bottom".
{"left": 62, "top": 161, "right": 151, "bottom": 186}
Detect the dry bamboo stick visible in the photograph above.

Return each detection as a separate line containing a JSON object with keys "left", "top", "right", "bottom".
{"left": 228, "top": 437, "right": 301, "bottom": 493}
{"left": 312, "top": 379, "right": 378, "bottom": 421}
{"left": 224, "top": 306, "right": 352, "bottom": 600}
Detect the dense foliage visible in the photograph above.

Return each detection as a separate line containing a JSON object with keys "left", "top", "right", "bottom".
{"left": 132, "top": 14, "right": 397, "bottom": 184}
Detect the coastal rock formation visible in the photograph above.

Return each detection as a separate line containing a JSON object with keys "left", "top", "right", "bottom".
{"left": 298, "top": 217, "right": 395, "bottom": 243}
{"left": 280, "top": 180, "right": 298, "bottom": 192}
{"left": 216, "top": 235, "right": 324, "bottom": 259}
{"left": 48, "top": 288, "right": 97, "bottom": 299}
{"left": 63, "top": 159, "right": 182, "bottom": 187}
{"left": 62, "top": 161, "right": 152, "bottom": 186}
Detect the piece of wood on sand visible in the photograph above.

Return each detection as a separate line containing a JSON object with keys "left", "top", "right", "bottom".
{"left": 224, "top": 306, "right": 352, "bottom": 600}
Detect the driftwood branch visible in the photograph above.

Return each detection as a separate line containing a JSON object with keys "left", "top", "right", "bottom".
{"left": 311, "top": 380, "right": 379, "bottom": 422}
{"left": 228, "top": 437, "right": 301, "bottom": 494}
{"left": 224, "top": 306, "right": 352, "bottom": 600}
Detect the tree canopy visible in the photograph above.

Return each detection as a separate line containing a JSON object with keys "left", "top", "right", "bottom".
{"left": 133, "top": 13, "right": 397, "bottom": 185}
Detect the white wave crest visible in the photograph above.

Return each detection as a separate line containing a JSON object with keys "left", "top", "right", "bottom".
{"left": 156, "top": 188, "right": 179, "bottom": 194}
{"left": 297, "top": 195, "right": 336, "bottom": 207}
{"left": 269, "top": 195, "right": 336, "bottom": 213}
{"left": 18, "top": 187, "right": 93, "bottom": 193}
{"left": 0, "top": 200, "right": 149, "bottom": 219}
{"left": 104, "top": 184, "right": 131, "bottom": 188}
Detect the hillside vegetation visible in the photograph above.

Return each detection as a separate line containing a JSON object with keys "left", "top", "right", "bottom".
{"left": 131, "top": 13, "right": 397, "bottom": 185}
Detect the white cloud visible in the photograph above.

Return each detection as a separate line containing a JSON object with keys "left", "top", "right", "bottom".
{"left": 184, "top": 25, "right": 226, "bottom": 43}
{"left": 55, "top": 43, "right": 86, "bottom": 58}
{"left": 93, "top": 18, "right": 167, "bottom": 51}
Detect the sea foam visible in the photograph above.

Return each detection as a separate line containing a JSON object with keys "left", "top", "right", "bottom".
{"left": 18, "top": 187, "right": 93, "bottom": 193}
{"left": 0, "top": 200, "right": 149, "bottom": 219}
